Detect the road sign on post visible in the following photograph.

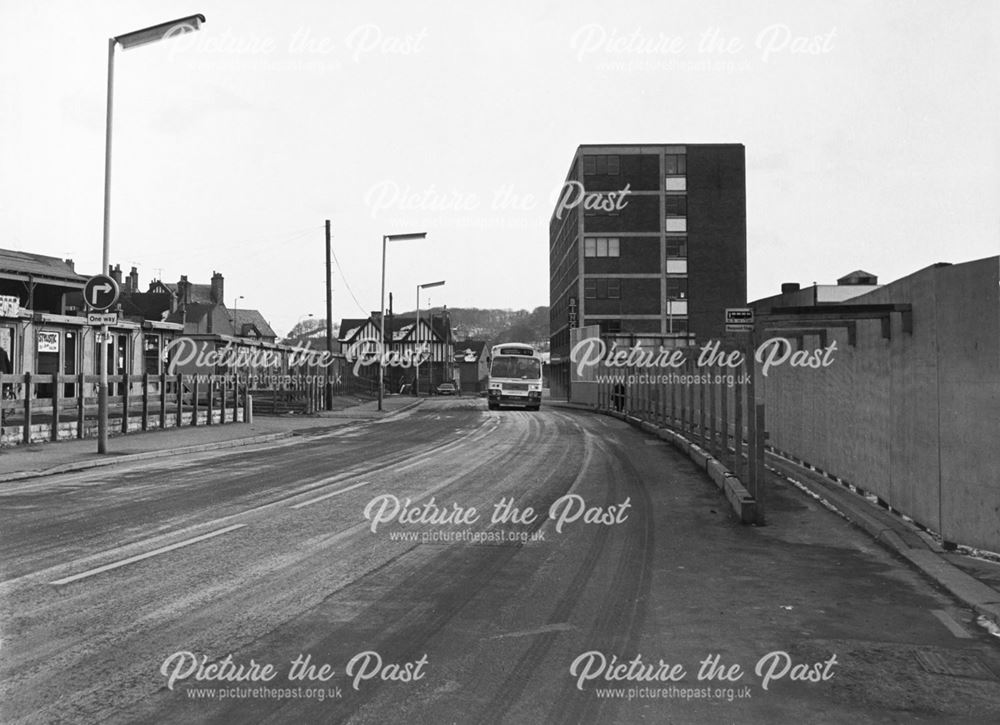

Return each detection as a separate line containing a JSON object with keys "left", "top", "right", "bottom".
{"left": 87, "top": 312, "right": 119, "bottom": 325}
{"left": 85, "top": 274, "right": 120, "bottom": 311}
{"left": 85, "top": 274, "right": 119, "bottom": 455}
{"left": 725, "top": 307, "right": 754, "bottom": 333}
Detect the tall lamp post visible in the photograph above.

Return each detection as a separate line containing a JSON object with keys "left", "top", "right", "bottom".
{"left": 98, "top": 14, "right": 205, "bottom": 454}
{"left": 415, "top": 280, "right": 445, "bottom": 396}
{"left": 232, "top": 294, "right": 245, "bottom": 335}
{"left": 379, "top": 232, "right": 427, "bottom": 411}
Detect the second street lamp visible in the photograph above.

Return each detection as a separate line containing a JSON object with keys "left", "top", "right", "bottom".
{"left": 379, "top": 232, "right": 427, "bottom": 411}
{"left": 415, "top": 280, "right": 445, "bottom": 396}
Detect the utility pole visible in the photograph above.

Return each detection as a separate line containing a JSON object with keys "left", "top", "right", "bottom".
{"left": 388, "top": 292, "right": 394, "bottom": 393}
{"left": 325, "top": 219, "right": 333, "bottom": 410}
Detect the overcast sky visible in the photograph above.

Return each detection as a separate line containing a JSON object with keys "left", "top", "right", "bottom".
{"left": 2, "top": 0, "right": 997, "bottom": 336}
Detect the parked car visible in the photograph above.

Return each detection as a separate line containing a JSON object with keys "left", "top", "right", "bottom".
{"left": 435, "top": 382, "right": 458, "bottom": 396}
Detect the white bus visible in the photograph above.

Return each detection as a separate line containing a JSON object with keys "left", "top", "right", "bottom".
{"left": 487, "top": 343, "right": 543, "bottom": 411}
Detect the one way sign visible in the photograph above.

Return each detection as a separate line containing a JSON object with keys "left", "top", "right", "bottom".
{"left": 84, "top": 274, "right": 120, "bottom": 311}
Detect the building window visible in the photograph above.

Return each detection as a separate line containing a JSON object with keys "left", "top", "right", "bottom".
{"left": 665, "top": 177, "right": 686, "bottom": 192}
{"left": 584, "top": 278, "right": 622, "bottom": 299}
{"left": 665, "top": 154, "right": 686, "bottom": 175}
{"left": 0, "top": 325, "right": 14, "bottom": 373}
{"left": 585, "top": 237, "right": 620, "bottom": 257}
{"left": 666, "top": 259, "right": 687, "bottom": 275}
{"left": 666, "top": 238, "right": 687, "bottom": 257}
{"left": 144, "top": 334, "right": 161, "bottom": 375}
{"left": 63, "top": 331, "right": 77, "bottom": 398}
{"left": 583, "top": 154, "right": 621, "bottom": 175}
{"left": 665, "top": 218, "right": 687, "bottom": 232}
{"left": 583, "top": 193, "right": 623, "bottom": 216}
{"left": 666, "top": 278, "right": 688, "bottom": 299}
{"left": 600, "top": 319, "right": 622, "bottom": 334}
{"left": 665, "top": 196, "right": 687, "bottom": 216}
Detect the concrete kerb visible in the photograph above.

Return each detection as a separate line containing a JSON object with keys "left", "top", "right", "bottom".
{"left": 765, "top": 452, "right": 1000, "bottom": 630}
{"left": 0, "top": 397, "right": 425, "bottom": 484}
{"left": 0, "top": 432, "right": 293, "bottom": 484}
{"left": 591, "top": 404, "right": 758, "bottom": 524}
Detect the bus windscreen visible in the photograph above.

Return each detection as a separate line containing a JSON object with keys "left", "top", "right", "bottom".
{"left": 490, "top": 357, "right": 541, "bottom": 379}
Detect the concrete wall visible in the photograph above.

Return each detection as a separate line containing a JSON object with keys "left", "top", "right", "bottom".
{"left": 762, "top": 257, "right": 1000, "bottom": 552}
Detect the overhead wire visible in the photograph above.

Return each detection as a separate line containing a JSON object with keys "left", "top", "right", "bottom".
{"left": 329, "top": 244, "right": 371, "bottom": 317}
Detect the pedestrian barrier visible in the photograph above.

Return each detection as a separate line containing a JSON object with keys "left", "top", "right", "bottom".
{"left": 588, "top": 356, "right": 767, "bottom": 525}
{"left": 248, "top": 372, "right": 377, "bottom": 415}
{"left": 0, "top": 372, "right": 249, "bottom": 446}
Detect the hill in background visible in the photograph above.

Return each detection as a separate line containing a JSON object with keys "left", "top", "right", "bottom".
{"left": 404, "top": 306, "right": 549, "bottom": 350}
{"left": 282, "top": 307, "right": 550, "bottom": 350}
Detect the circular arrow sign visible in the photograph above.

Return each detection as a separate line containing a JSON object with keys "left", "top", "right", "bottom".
{"left": 84, "top": 274, "right": 120, "bottom": 311}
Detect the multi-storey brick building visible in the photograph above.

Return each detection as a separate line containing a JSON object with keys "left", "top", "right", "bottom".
{"left": 549, "top": 143, "right": 747, "bottom": 396}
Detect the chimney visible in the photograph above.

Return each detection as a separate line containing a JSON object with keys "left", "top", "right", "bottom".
{"left": 64, "top": 258, "right": 75, "bottom": 272}
{"left": 210, "top": 271, "right": 224, "bottom": 305}
{"left": 780, "top": 282, "right": 801, "bottom": 294}
{"left": 128, "top": 266, "right": 139, "bottom": 293}
{"left": 178, "top": 275, "right": 190, "bottom": 305}
{"left": 109, "top": 264, "right": 122, "bottom": 285}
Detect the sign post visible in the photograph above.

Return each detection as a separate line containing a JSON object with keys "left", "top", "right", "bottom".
{"left": 725, "top": 307, "right": 754, "bottom": 333}
{"left": 85, "top": 275, "right": 120, "bottom": 453}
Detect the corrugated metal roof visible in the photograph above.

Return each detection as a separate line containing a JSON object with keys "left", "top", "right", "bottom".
{"left": 0, "top": 249, "right": 87, "bottom": 283}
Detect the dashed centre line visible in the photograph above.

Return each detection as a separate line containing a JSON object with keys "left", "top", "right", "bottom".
{"left": 50, "top": 524, "right": 247, "bottom": 586}
{"left": 290, "top": 481, "right": 371, "bottom": 509}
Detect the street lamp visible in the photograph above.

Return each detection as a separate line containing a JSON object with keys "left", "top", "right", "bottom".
{"left": 379, "top": 232, "right": 427, "bottom": 411}
{"left": 415, "top": 280, "right": 445, "bottom": 396}
{"left": 98, "top": 13, "right": 205, "bottom": 454}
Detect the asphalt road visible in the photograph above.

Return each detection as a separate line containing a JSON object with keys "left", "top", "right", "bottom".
{"left": 2, "top": 398, "right": 999, "bottom": 724}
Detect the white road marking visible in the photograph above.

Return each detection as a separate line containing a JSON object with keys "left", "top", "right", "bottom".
{"left": 9, "top": 414, "right": 494, "bottom": 588}
{"left": 50, "top": 524, "right": 246, "bottom": 586}
{"left": 290, "top": 481, "right": 371, "bottom": 509}
{"left": 491, "top": 623, "right": 575, "bottom": 639}
{"left": 931, "top": 609, "right": 972, "bottom": 638}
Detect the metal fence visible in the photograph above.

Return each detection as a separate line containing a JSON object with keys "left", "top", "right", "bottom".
{"left": 1, "top": 372, "right": 248, "bottom": 446}
{"left": 590, "top": 355, "right": 766, "bottom": 522}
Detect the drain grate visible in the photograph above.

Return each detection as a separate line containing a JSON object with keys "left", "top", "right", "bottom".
{"left": 915, "top": 649, "right": 997, "bottom": 681}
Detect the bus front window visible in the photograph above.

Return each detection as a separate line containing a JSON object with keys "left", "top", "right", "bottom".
{"left": 491, "top": 358, "right": 541, "bottom": 379}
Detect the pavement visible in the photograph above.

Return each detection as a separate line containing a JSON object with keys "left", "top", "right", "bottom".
{"left": 546, "top": 397, "right": 1000, "bottom": 637}
{"left": 0, "top": 394, "right": 423, "bottom": 483}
